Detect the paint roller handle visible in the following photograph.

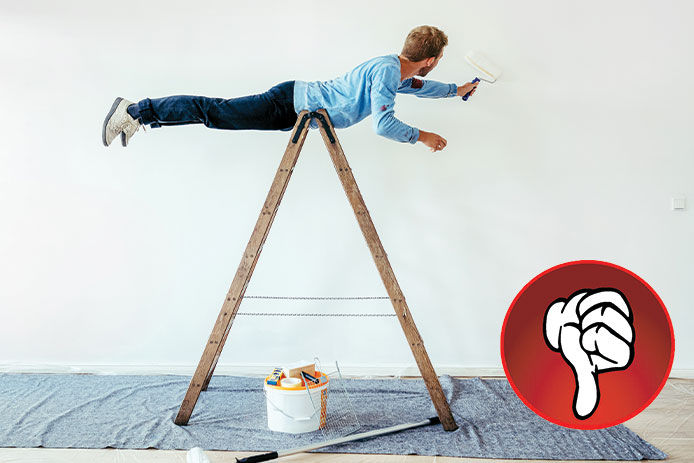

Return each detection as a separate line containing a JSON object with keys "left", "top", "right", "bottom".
{"left": 462, "top": 77, "right": 481, "bottom": 101}
{"left": 236, "top": 451, "right": 279, "bottom": 463}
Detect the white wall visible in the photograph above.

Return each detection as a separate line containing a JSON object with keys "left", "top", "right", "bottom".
{"left": 1, "top": 0, "right": 691, "bottom": 376}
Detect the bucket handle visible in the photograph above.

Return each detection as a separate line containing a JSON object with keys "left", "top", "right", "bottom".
{"left": 264, "top": 390, "right": 319, "bottom": 422}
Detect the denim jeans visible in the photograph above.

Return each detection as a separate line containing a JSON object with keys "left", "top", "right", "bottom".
{"left": 127, "top": 80, "right": 298, "bottom": 132}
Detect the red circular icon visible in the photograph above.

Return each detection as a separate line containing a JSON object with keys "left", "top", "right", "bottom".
{"left": 501, "top": 260, "right": 674, "bottom": 429}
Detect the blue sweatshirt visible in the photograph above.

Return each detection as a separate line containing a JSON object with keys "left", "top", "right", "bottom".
{"left": 293, "top": 53, "right": 458, "bottom": 144}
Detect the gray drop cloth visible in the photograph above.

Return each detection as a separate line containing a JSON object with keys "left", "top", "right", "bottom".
{"left": 0, "top": 374, "right": 665, "bottom": 460}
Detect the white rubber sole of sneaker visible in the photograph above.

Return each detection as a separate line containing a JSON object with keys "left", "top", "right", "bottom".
{"left": 102, "top": 97, "right": 124, "bottom": 147}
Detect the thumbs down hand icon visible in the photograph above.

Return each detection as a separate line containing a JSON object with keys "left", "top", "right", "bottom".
{"left": 543, "top": 288, "right": 635, "bottom": 419}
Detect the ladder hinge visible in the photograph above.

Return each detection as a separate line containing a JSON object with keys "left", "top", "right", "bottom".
{"left": 291, "top": 112, "right": 312, "bottom": 143}
{"left": 291, "top": 111, "right": 336, "bottom": 144}
{"left": 310, "top": 111, "right": 336, "bottom": 144}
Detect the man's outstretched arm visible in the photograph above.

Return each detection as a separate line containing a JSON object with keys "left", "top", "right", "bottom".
{"left": 370, "top": 71, "right": 449, "bottom": 152}
{"left": 397, "top": 78, "right": 458, "bottom": 98}
{"left": 370, "top": 67, "right": 419, "bottom": 143}
{"left": 398, "top": 78, "right": 479, "bottom": 100}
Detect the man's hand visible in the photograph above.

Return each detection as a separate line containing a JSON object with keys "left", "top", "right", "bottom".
{"left": 457, "top": 80, "right": 479, "bottom": 98}
{"left": 418, "top": 130, "right": 447, "bottom": 153}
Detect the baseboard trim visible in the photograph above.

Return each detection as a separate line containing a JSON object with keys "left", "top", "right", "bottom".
{"left": 0, "top": 363, "right": 503, "bottom": 377}
{"left": 1, "top": 363, "right": 691, "bottom": 379}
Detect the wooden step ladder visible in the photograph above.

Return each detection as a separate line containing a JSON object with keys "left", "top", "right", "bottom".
{"left": 174, "top": 109, "right": 458, "bottom": 431}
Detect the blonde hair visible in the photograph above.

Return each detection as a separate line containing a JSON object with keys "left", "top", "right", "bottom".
{"left": 400, "top": 25, "right": 448, "bottom": 62}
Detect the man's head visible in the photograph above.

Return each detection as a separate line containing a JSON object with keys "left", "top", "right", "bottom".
{"left": 400, "top": 25, "right": 448, "bottom": 77}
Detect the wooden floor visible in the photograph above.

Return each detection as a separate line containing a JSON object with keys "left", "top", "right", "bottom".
{"left": 0, "top": 378, "right": 691, "bottom": 462}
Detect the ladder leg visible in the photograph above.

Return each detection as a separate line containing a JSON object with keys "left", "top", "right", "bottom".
{"left": 200, "top": 318, "right": 231, "bottom": 391}
{"left": 174, "top": 111, "right": 312, "bottom": 425}
{"left": 312, "top": 109, "right": 458, "bottom": 431}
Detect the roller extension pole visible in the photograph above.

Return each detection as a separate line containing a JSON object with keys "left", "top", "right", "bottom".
{"left": 235, "top": 417, "right": 441, "bottom": 463}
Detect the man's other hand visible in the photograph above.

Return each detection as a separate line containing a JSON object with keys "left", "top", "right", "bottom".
{"left": 418, "top": 130, "right": 448, "bottom": 153}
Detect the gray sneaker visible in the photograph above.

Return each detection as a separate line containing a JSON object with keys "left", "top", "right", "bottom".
{"left": 102, "top": 97, "right": 141, "bottom": 147}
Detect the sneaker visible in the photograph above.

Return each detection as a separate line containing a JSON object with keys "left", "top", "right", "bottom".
{"left": 102, "top": 97, "right": 141, "bottom": 147}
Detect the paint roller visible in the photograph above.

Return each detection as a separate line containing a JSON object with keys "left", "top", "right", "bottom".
{"left": 461, "top": 50, "right": 502, "bottom": 101}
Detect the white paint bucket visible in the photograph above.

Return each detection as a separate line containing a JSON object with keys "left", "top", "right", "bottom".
{"left": 264, "top": 372, "right": 329, "bottom": 433}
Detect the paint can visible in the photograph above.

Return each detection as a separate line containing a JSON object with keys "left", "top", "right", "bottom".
{"left": 264, "top": 371, "right": 329, "bottom": 433}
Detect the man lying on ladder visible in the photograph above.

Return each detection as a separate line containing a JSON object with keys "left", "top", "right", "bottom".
{"left": 102, "top": 24, "right": 473, "bottom": 433}
{"left": 102, "top": 25, "right": 478, "bottom": 151}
